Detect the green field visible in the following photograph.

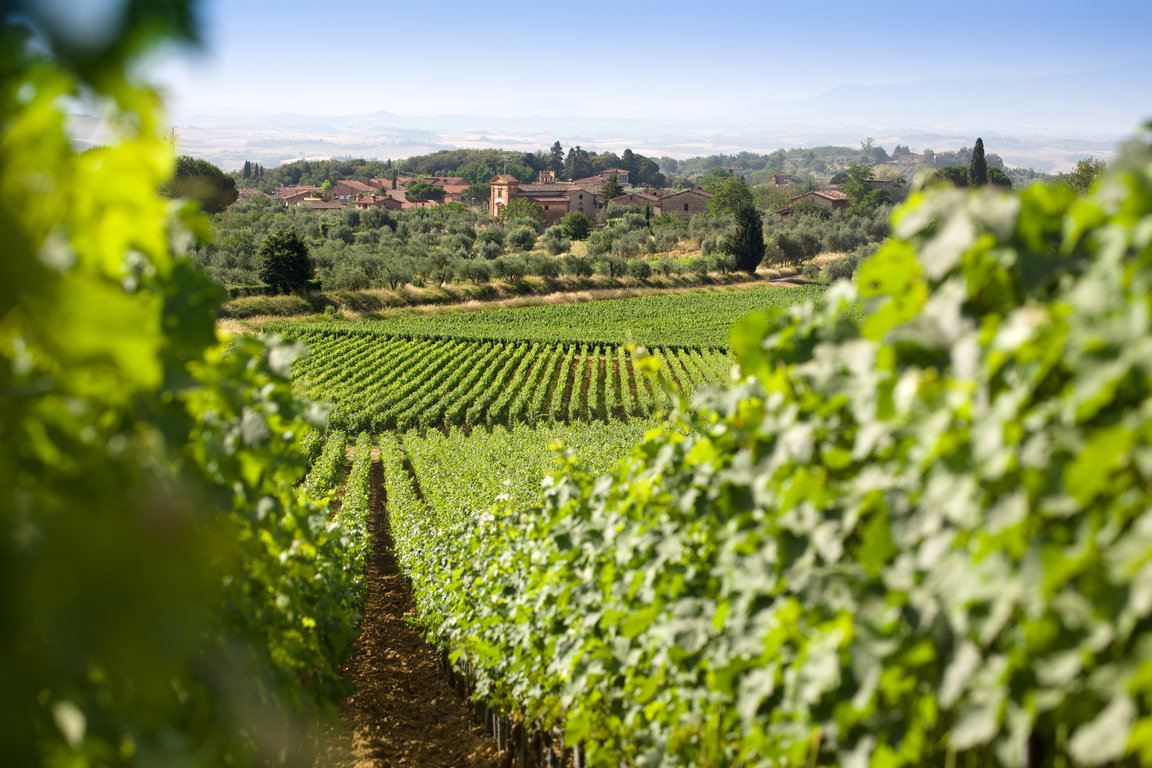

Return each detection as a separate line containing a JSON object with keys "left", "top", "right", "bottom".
{"left": 281, "top": 283, "right": 829, "bottom": 348}
{"left": 280, "top": 285, "right": 825, "bottom": 432}
{"left": 288, "top": 332, "right": 730, "bottom": 432}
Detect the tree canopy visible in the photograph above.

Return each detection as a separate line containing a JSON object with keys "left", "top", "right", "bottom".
{"left": 704, "top": 175, "right": 755, "bottom": 215}
{"left": 405, "top": 180, "right": 446, "bottom": 203}
{"left": 258, "top": 229, "right": 314, "bottom": 293}
{"left": 499, "top": 197, "right": 544, "bottom": 224}
{"left": 560, "top": 211, "right": 593, "bottom": 240}
{"left": 562, "top": 146, "right": 594, "bottom": 181}
{"left": 600, "top": 172, "right": 624, "bottom": 203}
{"left": 839, "top": 163, "right": 885, "bottom": 215}
{"left": 162, "top": 155, "right": 238, "bottom": 213}
{"left": 1064, "top": 156, "right": 1107, "bottom": 193}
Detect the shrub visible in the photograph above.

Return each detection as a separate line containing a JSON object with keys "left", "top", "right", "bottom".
{"left": 525, "top": 253, "right": 561, "bottom": 278}
{"left": 457, "top": 259, "right": 492, "bottom": 284}
{"left": 560, "top": 211, "right": 593, "bottom": 240}
{"left": 493, "top": 256, "right": 527, "bottom": 281}
{"left": 562, "top": 254, "right": 595, "bottom": 277}
{"left": 824, "top": 257, "right": 854, "bottom": 282}
{"left": 477, "top": 240, "right": 503, "bottom": 260}
{"left": 596, "top": 255, "right": 626, "bottom": 278}
{"left": 627, "top": 259, "right": 653, "bottom": 279}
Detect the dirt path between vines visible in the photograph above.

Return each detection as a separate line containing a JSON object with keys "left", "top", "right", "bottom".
{"left": 320, "top": 457, "right": 504, "bottom": 768}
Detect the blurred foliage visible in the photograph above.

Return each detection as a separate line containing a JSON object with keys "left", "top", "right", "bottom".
{"left": 1, "top": 3, "right": 364, "bottom": 765}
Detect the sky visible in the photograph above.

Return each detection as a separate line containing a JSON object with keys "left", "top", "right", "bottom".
{"left": 139, "top": 0, "right": 1151, "bottom": 121}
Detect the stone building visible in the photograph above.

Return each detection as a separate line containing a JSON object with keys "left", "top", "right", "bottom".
{"left": 656, "top": 188, "right": 713, "bottom": 219}
{"left": 488, "top": 174, "right": 601, "bottom": 223}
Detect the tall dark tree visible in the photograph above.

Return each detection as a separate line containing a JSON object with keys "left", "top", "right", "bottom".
{"left": 241, "top": 160, "right": 251, "bottom": 179}
{"left": 621, "top": 148, "right": 637, "bottom": 179}
{"left": 988, "top": 167, "right": 1013, "bottom": 188}
{"left": 600, "top": 172, "right": 624, "bottom": 203}
{"left": 728, "top": 201, "right": 765, "bottom": 273}
{"left": 550, "top": 141, "right": 564, "bottom": 172}
{"left": 258, "top": 229, "right": 313, "bottom": 294}
{"left": 161, "top": 155, "right": 238, "bottom": 213}
{"left": 969, "top": 138, "right": 988, "bottom": 187}
{"left": 562, "top": 146, "right": 593, "bottom": 181}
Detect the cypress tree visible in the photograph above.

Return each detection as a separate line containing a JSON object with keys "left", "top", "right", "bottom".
{"left": 969, "top": 137, "right": 988, "bottom": 187}
{"left": 241, "top": 160, "right": 251, "bottom": 179}
{"left": 600, "top": 173, "right": 623, "bottom": 203}
{"left": 728, "top": 201, "right": 765, "bottom": 273}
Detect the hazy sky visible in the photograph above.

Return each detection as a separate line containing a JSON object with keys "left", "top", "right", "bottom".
{"left": 145, "top": 0, "right": 1151, "bottom": 120}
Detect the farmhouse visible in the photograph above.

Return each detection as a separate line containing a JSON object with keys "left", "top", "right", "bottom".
{"left": 354, "top": 195, "right": 402, "bottom": 211}
{"left": 332, "top": 179, "right": 378, "bottom": 201}
{"left": 656, "top": 187, "right": 713, "bottom": 219}
{"left": 488, "top": 173, "right": 602, "bottom": 223}
{"left": 274, "top": 185, "right": 322, "bottom": 204}
{"left": 776, "top": 188, "right": 848, "bottom": 216}
{"left": 611, "top": 191, "right": 661, "bottom": 209}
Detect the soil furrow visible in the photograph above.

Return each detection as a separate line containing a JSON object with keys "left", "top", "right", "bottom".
{"left": 320, "top": 457, "right": 503, "bottom": 768}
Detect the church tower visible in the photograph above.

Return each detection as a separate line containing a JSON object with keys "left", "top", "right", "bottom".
{"left": 488, "top": 174, "right": 519, "bottom": 218}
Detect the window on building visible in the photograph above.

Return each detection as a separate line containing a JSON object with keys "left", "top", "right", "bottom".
{"left": 684, "top": 203, "right": 689, "bottom": 211}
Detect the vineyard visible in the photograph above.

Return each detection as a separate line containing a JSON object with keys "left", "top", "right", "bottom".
{"left": 11, "top": 4, "right": 1152, "bottom": 764}
{"left": 285, "top": 329, "right": 732, "bottom": 432}
{"left": 292, "top": 137, "right": 1152, "bottom": 768}
{"left": 277, "top": 282, "right": 832, "bottom": 348}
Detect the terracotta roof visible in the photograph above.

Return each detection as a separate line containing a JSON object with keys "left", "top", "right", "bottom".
{"left": 354, "top": 195, "right": 399, "bottom": 208}
{"left": 490, "top": 174, "right": 520, "bottom": 183}
{"left": 662, "top": 188, "right": 713, "bottom": 200}
{"left": 520, "top": 183, "right": 577, "bottom": 193}
{"left": 420, "top": 176, "right": 467, "bottom": 186}
{"left": 297, "top": 199, "right": 346, "bottom": 210}
{"left": 336, "top": 179, "right": 378, "bottom": 193}
{"left": 613, "top": 192, "right": 660, "bottom": 204}
{"left": 274, "top": 185, "right": 320, "bottom": 198}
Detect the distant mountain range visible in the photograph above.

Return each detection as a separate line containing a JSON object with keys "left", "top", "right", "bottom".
{"left": 70, "top": 65, "right": 1149, "bottom": 174}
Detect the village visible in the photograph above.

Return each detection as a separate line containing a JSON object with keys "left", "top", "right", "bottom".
{"left": 237, "top": 164, "right": 906, "bottom": 221}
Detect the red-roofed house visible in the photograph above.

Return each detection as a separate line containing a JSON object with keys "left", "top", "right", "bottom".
{"left": 354, "top": 195, "right": 402, "bottom": 211}
{"left": 333, "top": 179, "right": 379, "bottom": 201}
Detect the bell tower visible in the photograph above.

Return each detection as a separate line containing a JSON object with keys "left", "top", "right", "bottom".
{"left": 488, "top": 174, "right": 519, "bottom": 218}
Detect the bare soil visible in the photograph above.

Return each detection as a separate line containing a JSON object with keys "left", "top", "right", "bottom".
{"left": 319, "top": 458, "right": 504, "bottom": 768}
